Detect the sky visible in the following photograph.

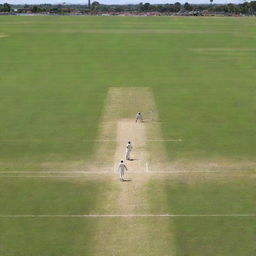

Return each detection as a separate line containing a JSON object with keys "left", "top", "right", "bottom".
{"left": 4, "top": 0, "right": 245, "bottom": 6}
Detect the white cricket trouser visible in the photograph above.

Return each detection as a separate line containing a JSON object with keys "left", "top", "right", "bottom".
{"left": 119, "top": 169, "right": 125, "bottom": 179}
{"left": 126, "top": 150, "right": 131, "bottom": 160}
{"left": 136, "top": 116, "right": 142, "bottom": 122}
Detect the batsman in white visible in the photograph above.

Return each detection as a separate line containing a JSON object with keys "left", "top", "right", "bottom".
{"left": 126, "top": 141, "right": 133, "bottom": 160}
{"left": 135, "top": 112, "right": 143, "bottom": 122}
{"left": 118, "top": 160, "right": 128, "bottom": 182}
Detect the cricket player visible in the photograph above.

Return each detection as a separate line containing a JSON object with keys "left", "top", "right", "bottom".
{"left": 135, "top": 112, "right": 143, "bottom": 122}
{"left": 118, "top": 160, "right": 127, "bottom": 181}
{"left": 126, "top": 141, "right": 133, "bottom": 160}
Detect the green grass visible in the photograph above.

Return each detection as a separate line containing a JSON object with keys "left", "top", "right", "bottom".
{"left": 148, "top": 177, "right": 256, "bottom": 256}
{"left": 0, "top": 178, "right": 108, "bottom": 214}
{"left": 0, "top": 16, "right": 256, "bottom": 168}
{"left": 173, "top": 217, "right": 256, "bottom": 256}
{"left": 0, "top": 178, "right": 109, "bottom": 255}
{"left": 0, "top": 16, "right": 256, "bottom": 255}
{"left": 0, "top": 218, "right": 98, "bottom": 256}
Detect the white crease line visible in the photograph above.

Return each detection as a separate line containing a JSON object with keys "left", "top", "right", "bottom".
{"left": 0, "top": 173, "right": 116, "bottom": 178}
{"left": 149, "top": 170, "right": 222, "bottom": 174}
{"left": 0, "top": 139, "right": 182, "bottom": 143}
{"left": 148, "top": 170, "right": 255, "bottom": 174}
{"left": 147, "top": 139, "right": 182, "bottom": 142}
{"left": 0, "top": 214, "right": 255, "bottom": 218}
{"left": 0, "top": 171, "right": 112, "bottom": 174}
{"left": 0, "top": 176, "right": 112, "bottom": 178}
{"left": 84, "top": 140, "right": 116, "bottom": 142}
{"left": 85, "top": 139, "right": 183, "bottom": 142}
{"left": 0, "top": 172, "right": 142, "bottom": 178}
{"left": 0, "top": 170, "right": 253, "bottom": 177}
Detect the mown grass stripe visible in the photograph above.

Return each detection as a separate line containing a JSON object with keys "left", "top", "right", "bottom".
{"left": 0, "top": 214, "right": 255, "bottom": 218}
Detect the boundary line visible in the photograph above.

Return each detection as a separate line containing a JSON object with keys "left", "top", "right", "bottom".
{"left": 0, "top": 214, "right": 255, "bottom": 218}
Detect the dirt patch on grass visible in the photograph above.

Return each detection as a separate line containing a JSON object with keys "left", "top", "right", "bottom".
{"left": 89, "top": 87, "right": 176, "bottom": 255}
{"left": 0, "top": 34, "right": 8, "bottom": 38}
{"left": 90, "top": 217, "right": 176, "bottom": 256}
{"left": 87, "top": 86, "right": 168, "bottom": 169}
{"left": 114, "top": 119, "right": 149, "bottom": 214}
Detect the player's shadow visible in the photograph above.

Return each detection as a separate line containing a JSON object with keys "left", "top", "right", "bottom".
{"left": 128, "top": 158, "right": 138, "bottom": 161}
{"left": 122, "top": 179, "right": 132, "bottom": 182}
{"left": 143, "top": 119, "right": 161, "bottom": 123}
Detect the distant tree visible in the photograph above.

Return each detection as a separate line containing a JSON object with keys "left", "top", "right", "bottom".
{"left": 32, "top": 5, "right": 40, "bottom": 12}
{"left": 249, "top": 1, "right": 256, "bottom": 13}
{"left": 138, "top": 2, "right": 144, "bottom": 11}
{"left": 226, "top": 3, "right": 235, "bottom": 13}
{"left": 91, "top": 1, "right": 100, "bottom": 10}
{"left": 184, "top": 2, "right": 192, "bottom": 11}
{"left": 239, "top": 2, "right": 249, "bottom": 14}
{"left": 165, "top": 4, "right": 175, "bottom": 12}
{"left": 174, "top": 2, "right": 181, "bottom": 12}
{"left": 2, "top": 2, "right": 11, "bottom": 12}
{"left": 157, "top": 4, "right": 163, "bottom": 12}
{"left": 143, "top": 2, "right": 151, "bottom": 11}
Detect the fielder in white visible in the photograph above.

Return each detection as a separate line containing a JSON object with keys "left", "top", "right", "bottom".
{"left": 126, "top": 141, "right": 133, "bottom": 160}
{"left": 118, "top": 160, "right": 128, "bottom": 181}
{"left": 135, "top": 112, "right": 143, "bottom": 122}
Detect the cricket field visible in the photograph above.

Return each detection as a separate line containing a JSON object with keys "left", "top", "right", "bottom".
{"left": 0, "top": 16, "right": 256, "bottom": 255}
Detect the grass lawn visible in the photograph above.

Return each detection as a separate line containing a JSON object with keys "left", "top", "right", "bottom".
{"left": 0, "top": 16, "right": 256, "bottom": 170}
{"left": 0, "top": 178, "right": 108, "bottom": 214}
{"left": 0, "top": 177, "right": 109, "bottom": 255}
{"left": 148, "top": 176, "right": 256, "bottom": 256}
{"left": 172, "top": 217, "right": 256, "bottom": 256}
{"left": 0, "top": 218, "right": 98, "bottom": 256}
{"left": 0, "top": 16, "right": 255, "bottom": 256}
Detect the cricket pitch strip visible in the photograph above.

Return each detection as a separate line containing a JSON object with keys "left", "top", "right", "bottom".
{"left": 88, "top": 87, "right": 176, "bottom": 255}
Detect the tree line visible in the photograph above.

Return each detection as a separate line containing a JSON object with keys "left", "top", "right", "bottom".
{"left": 1, "top": 1, "right": 256, "bottom": 15}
